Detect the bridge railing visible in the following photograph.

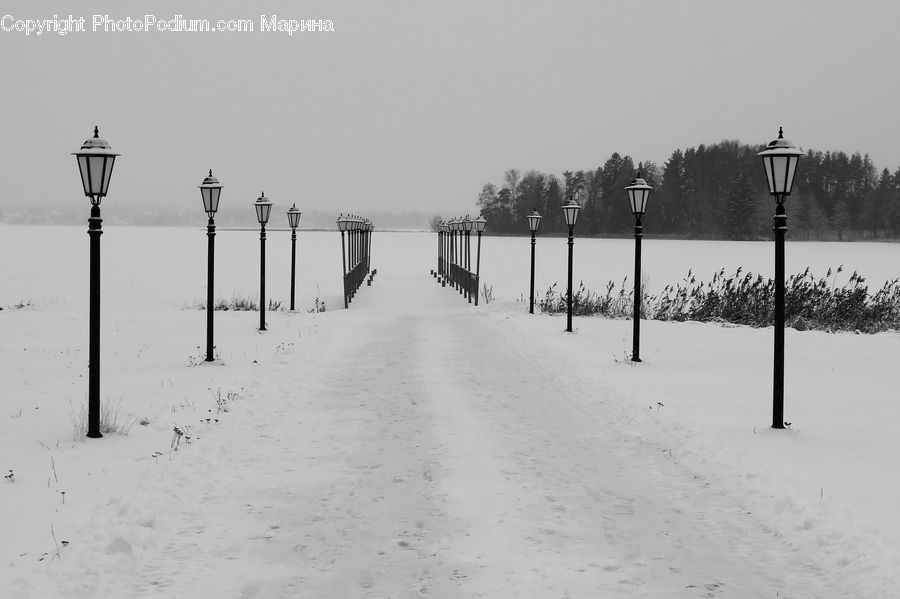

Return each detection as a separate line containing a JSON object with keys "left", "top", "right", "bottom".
{"left": 431, "top": 217, "right": 486, "bottom": 306}
{"left": 337, "top": 215, "right": 375, "bottom": 309}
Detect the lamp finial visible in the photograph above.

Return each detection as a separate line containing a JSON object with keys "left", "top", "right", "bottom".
{"left": 93, "top": 126, "right": 99, "bottom": 138}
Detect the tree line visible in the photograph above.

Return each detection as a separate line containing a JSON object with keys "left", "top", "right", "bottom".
{"left": 470, "top": 139, "right": 900, "bottom": 241}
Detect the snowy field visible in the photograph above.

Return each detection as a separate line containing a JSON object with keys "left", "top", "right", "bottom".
{"left": 2, "top": 223, "right": 900, "bottom": 597}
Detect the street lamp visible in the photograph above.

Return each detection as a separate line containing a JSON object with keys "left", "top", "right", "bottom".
{"left": 198, "top": 170, "right": 223, "bottom": 361}
{"left": 366, "top": 220, "right": 373, "bottom": 274}
{"left": 758, "top": 126, "right": 803, "bottom": 430}
{"left": 355, "top": 215, "right": 362, "bottom": 274}
{"left": 349, "top": 217, "right": 358, "bottom": 299}
{"left": 449, "top": 219, "right": 457, "bottom": 291}
{"left": 73, "top": 126, "right": 119, "bottom": 439}
{"left": 336, "top": 214, "right": 349, "bottom": 308}
{"left": 626, "top": 172, "right": 652, "bottom": 362}
{"left": 456, "top": 218, "right": 464, "bottom": 294}
{"left": 474, "top": 215, "right": 486, "bottom": 306}
{"left": 463, "top": 215, "right": 474, "bottom": 302}
{"left": 451, "top": 218, "right": 458, "bottom": 289}
{"left": 527, "top": 209, "right": 542, "bottom": 314}
{"left": 287, "top": 203, "right": 302, "bottom": 311}
{"left": 562, "top": 197, "right": 581, "bottom": 333}
{"left": 254, "top": 192, "right": 273, "bottom": 331}
{"left": 440, "top": 221, "right": 448, "bottom": 287}
{"left": 434, "top": 221, "right": 441, "bottom": 280}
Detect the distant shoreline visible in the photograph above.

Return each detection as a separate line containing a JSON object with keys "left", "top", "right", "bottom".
{"left": 3, "top": 221, "right": 899, "bottom": 243}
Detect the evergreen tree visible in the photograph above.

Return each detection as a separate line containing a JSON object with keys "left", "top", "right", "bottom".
{"left": 659, "top": 150, "right": 692, "bottom": 234}
{"left": 543, "top": 175, "right": 564, "bottom": 232}
{"left": 724, "top": 172, "right": 756, "bottom": 240}
{"left": 890, "top": 168, "right": 900, "bottom": 236}
{"left": 515, "top": 171, "right": 546, "bottom": 230}
{"left": 868, "top": 168, "right": 895, "bottom": 238}
{"left": 593, "top": 153, "right": 634, "bottom": 235}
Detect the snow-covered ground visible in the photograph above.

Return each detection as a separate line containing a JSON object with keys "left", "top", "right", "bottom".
{"left": 2, "top": 224, "right": 900, "bottom": 597}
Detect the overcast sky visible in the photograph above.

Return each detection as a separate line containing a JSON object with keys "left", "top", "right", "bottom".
{"left": 3, "top": 0, "right": 899, "bottom": 216}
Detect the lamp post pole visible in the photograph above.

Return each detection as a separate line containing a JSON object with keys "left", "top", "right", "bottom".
{"left": 562, "top": 198, "right": 581, "bottom": 333}
{"left": 337, "top": 215, "right": 348, "bottom": 308}
{"left": 73, "top": 126, "right": 119, "bottom": 439}
{"left": 287, "top": 204, "right": 302, "bottom": 311}
{"left": 355, "top": 219, "right": 359, "bottom": 292}
{"left": 206, "top": 218, "right": 215, "bottom": 356}
{"left": 350, "top": 220, "right": 356, "bottom": 293}
{"left": 450, "top": 224, "right": 456, "bottom": 290}
{"left": 88, "top": 205, "right": 102, "bottom": 436}
{"left": 441, "top": 223, "right": 447, "bottom": 287}
{"left": 566, "top": 224, "right": 574, "bottom": 332}
{"left": 475, "top": 230, "right": 482, "bottom": 305}
{"left": 455, "top": 224, "right": 459, "bottom": 292}
{"left": 462, "top": 223, "right": 467, "bottom": 298}
{"left": 632, "top": 216, "right": 643, "bottom": 361}
{"left": 355, "top": 220, "right": 360, "bottom": 296}
{"left": 448, "top": 223, "right": 454, "bottom": 290}
{"left": 341, "top": 230, "right": 347, "bottom": 307}
{"left": 758, "top": 127, "right": 803, "bottom": 430}
{"left": 458, "top": 223, "right": 464, "bottom": 295}
{"left": 625, "top": 171, "right": 652, "bottom": 362}
{"left": 530, "top": 230, "right": 537, "bottom": 313}
{"left": 450, "top": 220, "right": 457, "bottom": 289}
{"left": 199, "top": 170, "right": 223, "bottom": 362}
{"left": 464, "top": 217, "right": 472, "bottom": 303}
{"left": 253, "top": 192, "right": 273, "bottom": 331}
{"left": 351, "top": 219, "right": 357, "bottom": 297}
{"left": 290, "top": 227, "right": 297, "bottom": 310}
{"left": 527, "top": 210, "right": 542, "bottom": 314}
{"left": 259, "top": 223, "right": 267, "bottom": 330}
{"left": 455, "top": 222, "right": 459, "bottom": 291}
{"left": 366, "top": 222, "right": 370, "bottom": 273}
{"left": 774, "top": 201, "right": 786, "bottom": 425}
{"left": 474, "top": 216, "right": 486, "bottom": 306}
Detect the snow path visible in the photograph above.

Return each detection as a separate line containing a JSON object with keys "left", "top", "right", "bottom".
{"left": 27, "top": 270, "right": 866, "bottom": 598}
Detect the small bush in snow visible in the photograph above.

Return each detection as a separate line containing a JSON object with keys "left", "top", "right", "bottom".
{"left": 69, "top": 398, "right": 138, "bottom": 438}
{"left": 481, "top": 283, "right": 494, "bottom": 305}
{"left": 538, "top": 280, "right": 632, "bottom": 318}
{"left": 171, "top": 426, "right": 190, "bottom": 450}
{"left": 307, "top": 297, "right": 327, "bottom": 313}
{"left": 188, "top": 294, "right": 280, "bottom": 312}
{"left": 187, "top": 345, "right": 218, "bottom": 366}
